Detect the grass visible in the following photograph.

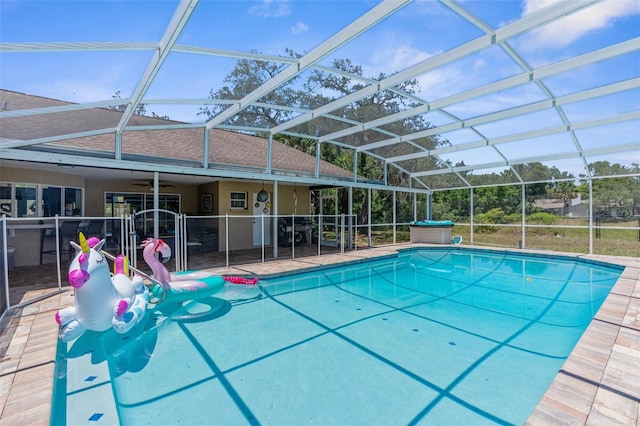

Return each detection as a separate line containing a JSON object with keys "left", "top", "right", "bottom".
{"left": 353, "top": 218, "right": 639, "bottom": 258}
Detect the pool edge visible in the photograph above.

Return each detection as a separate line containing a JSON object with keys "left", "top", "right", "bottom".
{"left": 0, "top": 243, "right": 637, "bottom": 425}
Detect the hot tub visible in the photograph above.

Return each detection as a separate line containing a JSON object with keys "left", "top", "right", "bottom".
{"left": 409, "top": 220, "right": 455, "bottom": 244}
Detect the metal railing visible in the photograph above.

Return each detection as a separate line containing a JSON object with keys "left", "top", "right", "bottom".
{"left": 2, "top": 211, "right": 637, "bottom": 322}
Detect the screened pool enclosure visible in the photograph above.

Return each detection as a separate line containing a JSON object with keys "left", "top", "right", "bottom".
{"left": 1, "top": 0, "right": 639, "bottom": 310}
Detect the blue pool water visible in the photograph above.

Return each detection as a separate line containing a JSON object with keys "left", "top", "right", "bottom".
{"left": 51, "top": 248, "right": 624, "bottom": 425}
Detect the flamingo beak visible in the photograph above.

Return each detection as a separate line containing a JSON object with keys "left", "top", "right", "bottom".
{"left": 154, "top": 239, "right": 172, "bottom": 263}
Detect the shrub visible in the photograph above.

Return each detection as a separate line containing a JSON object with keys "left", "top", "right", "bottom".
{"left": 475, "top": 208, "right": 506, "bottom": 233}
{"left": 526, "top": 212, "right": 559, "bottom": 225}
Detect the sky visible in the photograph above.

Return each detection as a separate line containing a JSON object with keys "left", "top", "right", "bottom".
{"left": 1, "top": 0, "right": 639, "bottom": 177}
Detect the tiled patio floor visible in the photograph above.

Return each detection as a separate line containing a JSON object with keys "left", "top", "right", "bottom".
{"left": 0, "top": 244, "right": 638, "bottom": 425}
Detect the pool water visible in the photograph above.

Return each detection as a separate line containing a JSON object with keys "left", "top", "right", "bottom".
{"left": 51, "top": 249, "right": 623, "bottom": 425}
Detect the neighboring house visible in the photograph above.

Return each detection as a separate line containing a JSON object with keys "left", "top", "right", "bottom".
{"left": 533, "top": 194, "right": 589, "bottom": 218}
{"left": 0, "top": 89, "right": 353, "bottom": 264}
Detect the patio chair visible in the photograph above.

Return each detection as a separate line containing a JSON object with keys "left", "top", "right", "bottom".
{"left": 85, "top": 219, "right": 105, "bottom": 239}
{"left": 186, "top": 220, "right": 217, "bottom": 254}
{"left": 40, "top": 220, "right": 81, "bottom": 264}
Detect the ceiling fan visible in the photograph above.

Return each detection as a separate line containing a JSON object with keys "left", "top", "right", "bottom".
{"left": 132, "top": 180, "right": 176, "bottom": 190}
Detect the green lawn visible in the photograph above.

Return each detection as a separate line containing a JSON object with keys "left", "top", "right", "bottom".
{"left": 355, "top": 218, "right": 639, "bottom": 258}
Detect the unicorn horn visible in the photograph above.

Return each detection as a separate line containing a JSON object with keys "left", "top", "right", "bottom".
{"left": 78, "top": 232, "right": 90, "bottom": 254}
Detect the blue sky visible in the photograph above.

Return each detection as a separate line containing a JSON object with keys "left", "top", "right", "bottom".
{"left": 1, "top": 0, "right": 639, "bottom": 176}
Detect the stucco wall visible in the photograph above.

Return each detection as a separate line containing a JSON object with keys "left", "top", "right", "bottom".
{"left": 214, "top": 181, "right": 310, "bottom": 251}
{"left": 1, "top": 166, "right": 85, "bottom": 188}
{"left": 3, "top": 165, "right": 312, "bottom": 255}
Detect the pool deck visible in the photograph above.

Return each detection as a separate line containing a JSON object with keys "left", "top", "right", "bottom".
{"left": 0, "top": 244, "right": 638, "bottom": 425}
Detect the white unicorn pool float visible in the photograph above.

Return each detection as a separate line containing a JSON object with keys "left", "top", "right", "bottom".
{"left": 55, "top": 233, "right": 149, "bottom": 342}
{"left": 55, "top": 234, "right": 259, "bottom": 341}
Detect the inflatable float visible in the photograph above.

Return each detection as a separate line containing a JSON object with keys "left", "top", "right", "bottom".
{"left": 56, "top": 234, "right": 258, "bottom": 341}
{"left": 139, "top": 237, "right": 258, "bottom": 304}
{"left": 56, "top": 234, "right": 150, "bottom": 342}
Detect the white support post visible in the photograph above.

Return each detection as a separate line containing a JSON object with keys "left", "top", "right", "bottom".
{"left": 261, "top": 212, "right": 265, "bottom": 263}
{"left": 367, "top": 188, "right": 372, "bottom": 247}
{"left": 273, "top": 180, "right": 278, "bottom": 259}
{"left": 521, "top": 183, "right": 526, "bottom": 249}
{"left": 470, "top": 188, "right": 474, "bottom": 245}
{"left": 153, "top": 172, "right": 159, "bottom": 239}
{"left": 53, "top": 215, "right": 62, "bottom": 290}
{"left": 341, "top": 213, "right": 345, "bottom": 254}
{"left": 393, "top": 190, "right": 396, "bottom": 244}
{"left": 291, "top": 213, "right": 295, "bottom": 260}
{"left": 225, "top": 213, "right": 229, "bottom": 269}
{"left": 589, "top": 178, "right": 593, "bottom": 254}
{"left": 348, "top": 187, "right": 353, "bottom": 250}
{"left": 2, "top": 217, "right": 10, "bottom": 310}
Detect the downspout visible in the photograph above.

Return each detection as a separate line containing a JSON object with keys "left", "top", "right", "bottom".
{"left": 203, "top": 128, "right": 209, "bottom": 168}
{"left": 384, "top": 161, "right": 388, "bottom": 185}
{"left": 267, "top": 134, "right": 273, "bottom": 174}
{"left": 353, "top": 151, "right": 358, "bottom": 182}
{"left": 115, "top": 132, "right": 122, "bottom": 161}
{"left": 315, "top": 141, "right": 321, "bottom": 179}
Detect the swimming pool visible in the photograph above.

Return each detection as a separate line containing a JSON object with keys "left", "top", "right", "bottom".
{"left": 51, "top": 248, "right": 624, "bottom": 425}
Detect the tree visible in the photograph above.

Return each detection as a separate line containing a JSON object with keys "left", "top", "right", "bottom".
{"left": 199, "top": 49, "right": 302, "bottom": 131}
{"left": 581, "top": 161, "right": 640, "bottom": 217}
{"left": 200, "top": 51, "right": 447, "bottom": 225}
{"left": 108, "top": 90, "right": 170, "bottom": 120}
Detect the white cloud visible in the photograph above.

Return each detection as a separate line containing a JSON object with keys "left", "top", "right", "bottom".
{"left": 248, "top": 0, "right": 291, "bottom": 18}
{"left": 521, "top": 0, "right": 640, "bottom": 49}
{"left": 368, "top": 42, "right": 435, "bottom": 76}
{"left": 291, "top": 21, "right": 308, "bottom": 35}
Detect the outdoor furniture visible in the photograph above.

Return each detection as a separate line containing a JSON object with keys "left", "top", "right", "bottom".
{"left": 186, "top": 220, "right": 217, "bottom": 253}
{"left": 279, "top": 217, "right": 311, "bottom": 247}
{"left": 40, "top": 220, "right": 80, "bottom": 264}
{"left": 84, "top": 219, "right": 105, "bottom": 239}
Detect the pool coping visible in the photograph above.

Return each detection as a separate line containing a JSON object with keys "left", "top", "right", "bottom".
{"left": 0, "top": 243, "right": 638, "bottom": 425}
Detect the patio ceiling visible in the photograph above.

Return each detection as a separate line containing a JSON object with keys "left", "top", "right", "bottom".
{"left": 0, "top": 0, "right": 638, "bottom": 192}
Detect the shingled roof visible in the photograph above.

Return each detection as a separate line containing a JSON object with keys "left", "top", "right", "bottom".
{"left": 0, "top": 89, "right": 353, "bottom": 179}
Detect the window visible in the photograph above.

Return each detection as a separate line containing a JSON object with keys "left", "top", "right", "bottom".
{"left": 42, "top": 185, "right": 83, "bottom": 217}
{"left": 65, "top": 188, "right": 83, "bottom": 215}
{"left": 230, "top": 191, "right": 247, "bottom": 209}
{"left": 0, "top": 183, "right": 12, "bottom": 216}
{"left": 105, "top": 192, "right": 181, "bottom": 236}
{"left": 0, "top": 182, "right": 84, "bottom": 217}
{"left": 42, "top": 186, "right": 62, "bottom": 216}
{"left": 15, "top": 184, "right": 37, "bottom": 217}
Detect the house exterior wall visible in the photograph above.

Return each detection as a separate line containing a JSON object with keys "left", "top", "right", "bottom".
{"left": 213, "top": 181, "right": 310, "bottom": 251}
{"left": 3, "top": 164, "right": 312, "bottom": 258}
{"left": 1, "top": 166, "right": 85, "bottom": 188}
